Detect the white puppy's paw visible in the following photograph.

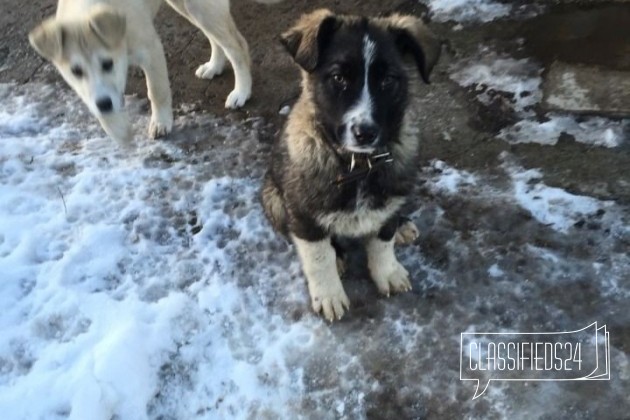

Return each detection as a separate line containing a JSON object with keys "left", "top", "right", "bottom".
{"left": 310, "top": 282, "right": 350, "bottom": 322}
{"left": 195, "top": 61, "right": 225, "bottom": 80}
{"left": 395, "top": 219, "right": 419, "bottom": 246}
{"left": 372, "top": 261, "right": 412, "bottom": 297}
{"left": 149, "top": 109, "right": 173, "bottom": 139}
{"left": 225, "top": 88, "right": 251, "bottom": 109}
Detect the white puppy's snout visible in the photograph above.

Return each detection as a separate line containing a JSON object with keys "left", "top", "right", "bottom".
{"left": 96, "top": 97, "right": 113, "bottom": 113}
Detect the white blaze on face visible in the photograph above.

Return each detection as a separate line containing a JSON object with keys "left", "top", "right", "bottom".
{"left": 342, "top": 35, "right": 377, "bottom": 153}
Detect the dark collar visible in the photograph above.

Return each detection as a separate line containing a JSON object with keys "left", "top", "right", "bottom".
{"left": 333, "top": 151, "right": 394, "bottom": 187}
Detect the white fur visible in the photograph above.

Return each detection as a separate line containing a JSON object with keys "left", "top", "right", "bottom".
{"left": 316, "top": 196, "right": 405, "bottom": 238}
{"left": 366, "top": 236, "right": 411, "bottom": 296}
{"left": 395, "top": 219, "right": 419, "bottom": 245}
{"left": 341, "top": 35, "right": 377, "bottom": 153}
{"left": 291, "top": 236, "right": 350, "bottom": 321}
{"left": 34, "top": 0, "right": 257, "bottom": 145}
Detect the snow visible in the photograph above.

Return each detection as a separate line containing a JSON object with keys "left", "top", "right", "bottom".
{"left": 425, "top": 157, "right": 617, "bottom": 235}
{"left": 499, "top": 115, "right": 627, "bottom": 148}
{"left": 488, "top": 264, "right": 504, "bottom": 278}
{"left": 502, "top": 161, "right": 610, "bottom": 233}
{"left": 450, "top": 52, "right": 542, "bottom": 114}
{"left": 0, "top": 80, "right": 628, "bottom": 418}
{"left": 425, "top": 160, "right": 477, "bottom": 194}
{"left": 0, "top": 83, "right": 320, "bottom": 419}
{"left": 422, "top": 0, "right": 511, "bottom": 23}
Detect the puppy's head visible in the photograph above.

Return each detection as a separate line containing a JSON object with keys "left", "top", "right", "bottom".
{"left": 281, "top": 10, "right": 441, "bottom": 154}
{"left": 29, "top": 5, "right": 128, "bottom": 117}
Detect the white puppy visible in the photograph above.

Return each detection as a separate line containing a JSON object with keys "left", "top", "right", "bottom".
{"left": 29, "top": 0, "right": 279, "bottom": 146}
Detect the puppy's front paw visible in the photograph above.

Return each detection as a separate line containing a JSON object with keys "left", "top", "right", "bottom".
{"left": 195, "top": 61, "right": 225, "bottom": 80}
{"left": 395, "top": 219, "right": 419, "bottom": 245}
{"left": 310, "top": 283, "right": 350, "bottom": 322}
{"left": 372, "top": 261, "right": 412, "bottom": 297}
{"left": 149, "top": 109, "right": 173, "bottom": 139}
{"left": 225, "top": 88, "right": 251, "bottom": 109}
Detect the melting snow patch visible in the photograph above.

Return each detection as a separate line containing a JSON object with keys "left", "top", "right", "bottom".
{"left": 502, "top": 161, "right": 611, "bottom": 233}
{"left": 422, "top": 0, "right": 511, "bottom": 23}
{"left": 450, "top": 52, "right": 542, "bottom": 114}
{"left": 499, "top": 115, "right": 627, "bottom": 148}
{"left": 425, "top": 160, "right": 477, "bottom": 194}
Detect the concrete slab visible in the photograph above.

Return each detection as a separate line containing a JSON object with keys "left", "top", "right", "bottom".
{"left": 543, "top": 61, "right": 630, "bottom": 116}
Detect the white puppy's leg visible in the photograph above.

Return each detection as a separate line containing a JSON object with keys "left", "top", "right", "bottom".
{"left": 292, "top": 236, "right": 350, "bottom": 322}
{"left": 98, "top": 111, "right": 133, "bottom": 149}
{"left": 184, "top": 0, "right": 252, "bottom": 108}
{"left": 366, "top": 236, "right": 412, "bottom": 296}
{"left": 138, "top": 32, "right": 173, "bottom": 139}
{"left": 195, "top": 38, "right": 227, "bottom": 79}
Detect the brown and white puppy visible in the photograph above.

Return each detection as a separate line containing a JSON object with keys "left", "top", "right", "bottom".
{"left": 262, "top": 10, "right": 440, "bottom": 321}
{"left": 29, "top": 0, "right": 280, "bottom": 147}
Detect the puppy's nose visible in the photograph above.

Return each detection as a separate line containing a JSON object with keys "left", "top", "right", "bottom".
{"left": 96, "top": 97, "right": 113, "bottom": 113}
{"left": 351, "top": 123, "right": 379, "bottom": 145}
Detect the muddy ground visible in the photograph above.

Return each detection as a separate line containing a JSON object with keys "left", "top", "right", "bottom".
{"left": 1, "top": 0, "right": 629, "bottom": 418}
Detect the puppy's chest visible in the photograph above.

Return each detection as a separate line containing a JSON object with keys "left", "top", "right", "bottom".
{"left": 342, "top": 181, "right": 380, "bottom": 212}
{"left": 317, "top": 179, "right": 404, "bottom": 237}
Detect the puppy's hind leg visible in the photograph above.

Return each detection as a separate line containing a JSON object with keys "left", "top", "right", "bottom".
{"left": 184, "top": 0, "right": 252, "bottom": 108}
{"left": 195, "top": 38, "right": 228, "bottom": 80}
{"left": 395, "top": 216, "right": 420, "bottom": 246}
{"left": 137, "top": 31, "right": 174, "bottom": 139}
{"left": 164, "top": 0, "right": 228, "bottom": 79}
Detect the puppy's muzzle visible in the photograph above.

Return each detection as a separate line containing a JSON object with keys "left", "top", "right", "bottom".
{"left": 351, "top": 123, "right": 380, "bottom": 146}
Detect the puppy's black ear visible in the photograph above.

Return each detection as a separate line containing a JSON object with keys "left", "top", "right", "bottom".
{"left": 280, "top": 9, "right": 339, "bottom": 72}
{"left": 89, "top": 5, "right": 126, "bottom": 48}
{"left": 379, "top": 14, "right": 441, "bottom": 84}
{"left": 29, "top": 18, "right": 65, "bottom": 60}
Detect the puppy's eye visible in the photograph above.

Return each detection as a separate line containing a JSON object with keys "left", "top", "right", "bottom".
{"left": 331, "top": 73, "right": 347, "bottom": 88}
{"left": 71, "top": 65, "right": 84, "bottom": 78}
{"left": 102, "top": 59, "right": 114, "bottom": 72}
{"left": 381, "top": 75, "right": 398, "bottom": 90}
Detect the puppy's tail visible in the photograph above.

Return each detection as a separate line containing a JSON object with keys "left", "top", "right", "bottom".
{"left": 261, "top": 174, "right": 289, "bottom": 237}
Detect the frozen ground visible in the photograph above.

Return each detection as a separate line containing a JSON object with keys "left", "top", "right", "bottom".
{"left": 1, "top": 0, "right": 629, "bottom": 419}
